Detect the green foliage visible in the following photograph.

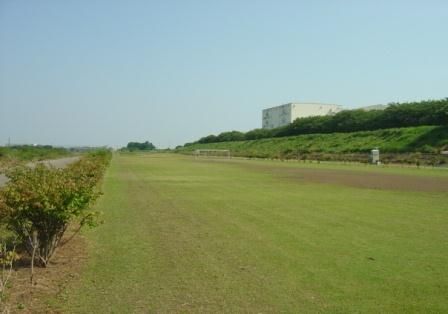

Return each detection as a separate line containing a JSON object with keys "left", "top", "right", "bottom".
{"left": 178, "top": 126, "right": 448, "bottom": 158}
{"left": 243, "top": 128, "right": 273, "bottom": 140}
{"left": 0, "top": 150, "right": 111, "bottom": 266}
{"left": 198, "top": 131, "right": 246, "bottom": 143}
{"left": 0, "top": 145, "right": 70, "bottom": 162}
{"left": 216, "top": 131, "right": 245, "bottom": 142}
{"left": 0, "top": 242, "right": 18, "bottom": 267}
{"left": 125, "top": 141, "right": 156, "bottom": 151}
{"left": 197, "top": 135, "right": 217, "bottom": 144}
{"left": 193, "top": 98, "right": 448, "bottom": 144}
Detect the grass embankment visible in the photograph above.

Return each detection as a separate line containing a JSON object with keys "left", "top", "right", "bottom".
{"left": 179, "top": 125, "right": 448, "bottom": 159}
{"left": 52, "top": 154, "right": 448, "bottom": 313}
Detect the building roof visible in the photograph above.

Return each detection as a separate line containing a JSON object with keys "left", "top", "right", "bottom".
{"left": 263, "top": 102, "right": 341, "bottom": 111}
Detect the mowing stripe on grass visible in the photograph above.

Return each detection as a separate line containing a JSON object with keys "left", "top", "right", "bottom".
{"left": 55, "top": 154, "right": 448, "bottom": 313}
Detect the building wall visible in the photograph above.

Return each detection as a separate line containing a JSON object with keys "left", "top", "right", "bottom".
{"left": 262, "top": 103, "right": 342, "bottom": 129}
{"left": 262, "top": 103, "right": 292, "bottom": 129}
{"left": 290, "top": 103, "right": 342, "bottom": 121}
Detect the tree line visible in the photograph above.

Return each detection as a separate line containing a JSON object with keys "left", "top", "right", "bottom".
{"left": 191, "top": 99, "right": 448, "bottom": 145}
{"left": 124, "top": 141, "right": 156, "bottom": 151}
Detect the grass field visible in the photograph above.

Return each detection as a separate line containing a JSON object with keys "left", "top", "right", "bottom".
{"left": 54, "top": 153, "right": 448, "bottom": 313}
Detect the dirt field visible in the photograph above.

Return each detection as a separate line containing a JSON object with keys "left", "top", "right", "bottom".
{"left": 284, "top": 167, "right": 448, "bottom": 192}
{"left": 244, "top": 164, "right": 448, "bottom": 192}
{"left": 200, "top": 158, "right": 448, "bottom": 193}
{"left": 4, "top": 229, "right": 88, "bottom": 314}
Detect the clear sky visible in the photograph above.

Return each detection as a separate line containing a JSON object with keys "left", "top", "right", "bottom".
{"left": 1, "top": 0, "right": 447, "bottom": 148}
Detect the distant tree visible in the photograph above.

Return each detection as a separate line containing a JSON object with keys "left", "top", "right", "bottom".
{"left": 126, "top": 141, "right": 156, "bottom": 151}
{"left": 216, "top": 131, "right": 245, "bottom": 142}
{"left": 198, "top": 135, "right": 218, "bottom": 144}
{"left": 245, "top": 128, "right": 273, "bottom": 140}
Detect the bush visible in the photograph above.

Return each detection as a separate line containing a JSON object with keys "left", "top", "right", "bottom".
{"left": 0, "top": 151, "right": 111, "bottom": 267}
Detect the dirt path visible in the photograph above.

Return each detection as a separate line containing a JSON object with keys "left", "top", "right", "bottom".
{"left": 0, "top": 173, "right": 8, "bottom": 187}
{"left": 203, "top": 159, "right": 448, "bottom": 193}
{"left": 0, "top": 156, "right": 80, "bottom": 187}
{"left": 282, "top": 167, "right": 448, "bottom": 192}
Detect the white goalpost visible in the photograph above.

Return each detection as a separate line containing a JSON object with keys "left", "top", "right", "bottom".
{"left": 194, "top": 149, "right": 231, "bottom": 159}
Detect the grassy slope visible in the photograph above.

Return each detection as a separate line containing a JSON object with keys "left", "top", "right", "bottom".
{"left": 178, "top": 125, "right": 448, "bottom": 157}
{"left": 53, "top": 154, "right": 448, "bottom": 313}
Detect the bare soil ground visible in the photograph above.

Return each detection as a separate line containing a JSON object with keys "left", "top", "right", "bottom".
{"left": 2, "top": 228, "right": 88, "bottom": 313}
{"left": 213, "top": 159, "right": 448, "bottom": 192}
{"left": 282, "top": 167, "right": 448, "bottom": 192}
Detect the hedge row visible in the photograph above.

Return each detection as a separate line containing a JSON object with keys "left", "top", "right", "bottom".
{"left": 0, "top": 150, "right": 112, "bottom": 267}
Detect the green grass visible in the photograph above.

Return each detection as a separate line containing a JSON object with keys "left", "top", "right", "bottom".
{"left": 55, "top": 154, "right": 448, "bottom": 313}
{"left": 178, "top": 125, "right": 448, "bottom": 157}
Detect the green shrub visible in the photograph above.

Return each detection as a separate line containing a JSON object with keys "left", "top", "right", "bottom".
{"left": 0, "top": 151, "right": 111, "bottom": 267}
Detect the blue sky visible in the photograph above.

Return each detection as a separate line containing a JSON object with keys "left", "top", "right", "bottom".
{"left": 1, "top": 0, "right": 447, "bottom": 148}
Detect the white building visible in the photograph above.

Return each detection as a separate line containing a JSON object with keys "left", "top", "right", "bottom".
{"left": 262, "top": 102, "right": 343, "bottom": 129}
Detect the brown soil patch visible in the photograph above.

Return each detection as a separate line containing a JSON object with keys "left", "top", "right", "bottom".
{"left": 212, "top": 159, "right": 448, "bottom": 192}
{"left": 2, "top": 228, "right": 88, "bottom": 313}
{"left": 281, "top": 167, "right": 448, "bottom": 192}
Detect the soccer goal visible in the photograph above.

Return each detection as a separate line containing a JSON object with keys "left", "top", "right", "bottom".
{"left": 194, "top": 149, "right": 231, "bottom": 159}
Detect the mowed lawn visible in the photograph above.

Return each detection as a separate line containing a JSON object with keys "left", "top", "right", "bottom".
{"left": 56, "top": 154, "right": 448, "bottom": 313}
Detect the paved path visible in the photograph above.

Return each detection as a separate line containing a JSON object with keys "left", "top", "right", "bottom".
{"left": 0, "top": 174, "right": 7, "bottom": 187}
{"left": 0, "top": 156, "right": 80, "bottom": 188}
